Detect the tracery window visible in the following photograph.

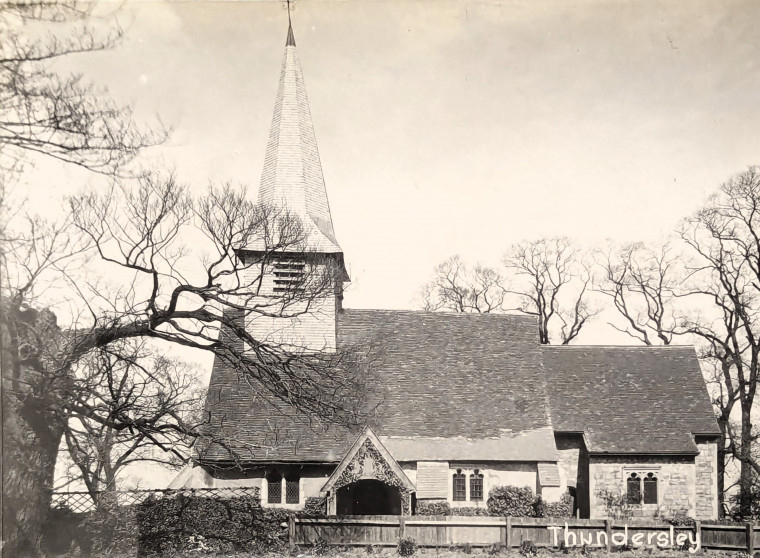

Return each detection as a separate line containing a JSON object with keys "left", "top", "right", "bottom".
{"left": 267, "top": 473, "right": 282, "bottom": 504}
{"left": 453, "top": 469, "right": 466, "bottom": 501}
{"left": 626, "top": 472, "right": 658, "bottom": 505}
{"left": 469, "top": 470, "right": 484, "bottom": 501}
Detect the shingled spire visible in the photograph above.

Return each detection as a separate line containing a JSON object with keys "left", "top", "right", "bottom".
{"left": 257, "top": 19, "right": 343, "bottom": 257}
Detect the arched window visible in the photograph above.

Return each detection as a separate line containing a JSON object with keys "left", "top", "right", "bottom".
{"left": 469, "top": 470, "right": 484, "bottom": 501}
{"left": 643, "top": 473, "right": 658, "bottom": 504}
{"left": 453, "top": 469, "right": 466, "bottom": 501}
{"left": 267, "top": 473, "right": 282, "bottom": 504}
{"left": 286, "top": 476, "right": 300, "bottom": 504}
{"left": 626, "top": 473, "right": 641, "bottom": 504}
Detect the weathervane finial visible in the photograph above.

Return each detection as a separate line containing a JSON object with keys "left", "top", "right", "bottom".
{"left": 286, "top": 0, "right": 296, "bottom": 46}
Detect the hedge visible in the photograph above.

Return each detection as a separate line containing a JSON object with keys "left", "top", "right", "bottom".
{"left": 486, "top": 486, "right": 537, "bottom": 517}
{"left": 137, "top": 492, "right": 288, "bottom": 555}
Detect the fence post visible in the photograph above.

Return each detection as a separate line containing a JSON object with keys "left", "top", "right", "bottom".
{"left": 694, "top": 520, "right": 701, "bottom": 552}
{"left": 288, "top": 515, "right": 296, "bottom": 550}
{"left": 605, "top": 519, "right": 612, "bottom": 552}
{"left": 747, "top": 522, "right": 754, "bottom": 555}
{"left": 506, "top": 516, "right": 512, "bottom": 549}
{"left": 399, "top": 516, "right": 406, "bottom": 539}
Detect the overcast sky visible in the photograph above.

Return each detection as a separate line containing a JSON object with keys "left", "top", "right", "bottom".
{"left": 27, "top": 0, "right": 759, "bottom": 317}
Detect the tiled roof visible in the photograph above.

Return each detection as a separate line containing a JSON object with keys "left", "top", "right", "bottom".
{"left": 201, "top": 310, "right": 554, "bottom": 463}
{"left": 380, "top": 427, "right": 558, "bottom": 462}
{"left": 201, "top": 311, "right": 719, "bottom": 464}
{"left": 251, "top": 24, "right": 341, "bottom": 254}
{"left": 542, "top": 345, "right": 720, "bottom": 454}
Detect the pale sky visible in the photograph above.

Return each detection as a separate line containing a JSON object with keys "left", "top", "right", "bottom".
{"left": 26, "top": 0, "right": 760, "bottom": 316}
{"left": 28, "top": 0, "right": 759, "bottom": 488}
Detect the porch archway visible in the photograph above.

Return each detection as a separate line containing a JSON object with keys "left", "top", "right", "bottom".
{"left": 336, "top": 479, "right": 401, "bottom": 515}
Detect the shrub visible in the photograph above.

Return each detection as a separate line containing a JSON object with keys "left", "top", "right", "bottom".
{"left": 454, "top": 506, "right": 491, "bottom": 516}
{"left": 397, "top": 536, "right": 417, "bottom": 557}
{"left": 303, "top": 496, "right": 328, "bottom": 517}
{"left": 535, "top": 493, "right": 574, "bottom": 518}
{"left": 137, "top": 492, "right": 289, "bottom": 555}
{"left": 487, "top": 486, "right": 537, "bottom": 517}
{"left": 519, "top": 540, "right": 537, "bottom": 557}
{"left": 487, "top": 543, "right": 506, "bottom": 555}
{"left": 415, "top": 500, "right": 451, "bottom": 516}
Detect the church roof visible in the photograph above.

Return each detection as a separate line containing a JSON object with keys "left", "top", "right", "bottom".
{"left": 250, "top": 23, "right": 342, "bottom": 254}
{"left": 542, "top": 345, "right": 721, "bottom": 454}
{"left": 200, "top": 310, "right": 555, "bottom": 463}
{"left": 200, "top": 310, "right": 719, "bottom": 464}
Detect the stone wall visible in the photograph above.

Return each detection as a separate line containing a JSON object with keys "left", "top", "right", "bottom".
{"left": 555, "top": 434, "right": 589, "bottom": 518}
{"left": 589, "top": 456, "right": 695, "bottom": 519}
{"left": 695, "top": 440, "right": 718, "bottom": 520}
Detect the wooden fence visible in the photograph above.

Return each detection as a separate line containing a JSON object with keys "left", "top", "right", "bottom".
{"left": 291, "top": 516, "right": 760, "bottom": 553}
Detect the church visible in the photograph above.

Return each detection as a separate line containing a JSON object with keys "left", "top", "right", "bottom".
{"left": 172, "top": 21, "right": 721, "bottom": 521}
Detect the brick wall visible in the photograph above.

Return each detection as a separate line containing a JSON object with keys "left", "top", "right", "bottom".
{"left": 695, "top": 440, "right": 718, "bottom": 519}
{"left": 589, "top": 455, "right": 696, "bottom": 519}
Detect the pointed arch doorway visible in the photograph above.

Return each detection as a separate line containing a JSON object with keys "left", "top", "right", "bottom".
{"left": 321, "top": 427, "right": 415, "bottom": 515}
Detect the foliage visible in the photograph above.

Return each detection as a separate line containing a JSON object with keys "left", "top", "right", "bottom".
{"left": 397, "top": 536, "right": 417, "bottom": 557}
{"left": 656, "top": 509, "right": 695, "bottom": 527}
{"left": 416, "top": 500, "right": 452, "bottom": 516}
{"left": 534, "top": 493, "right": 574, "bottom": 518}
{"left": 453, "top": 506, "right": 492, "bottom": 516}
{"left": 303, "top": 496, "right": 328, "bottom": 517}
{"left": 136, "top": 492, "right": 290, "bottom": 555}
{"left": 313, "top": 536, "right": 331, "bottom": 556}
{"left": 487, "top": 486, "right": 537, "bottom": 517}
{"left": 596, "top": 489, "right": 635, "bottom": 520}
{"left": 519, "top": 540, "right": 537, "bottom": 557}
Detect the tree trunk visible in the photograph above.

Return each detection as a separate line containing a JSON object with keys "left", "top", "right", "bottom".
{"left": 739, "top": 407, "right": 754, "bottom": 518}
{"left": 2, "top": 384, "right": 65, "bottom": 557}
{"left": 2, "top": 305, "right": 66, "bottom": 557}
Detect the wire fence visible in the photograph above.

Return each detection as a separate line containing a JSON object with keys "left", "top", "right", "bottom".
{"left": 50, "top": 487, "right": 261, "bottom": 514}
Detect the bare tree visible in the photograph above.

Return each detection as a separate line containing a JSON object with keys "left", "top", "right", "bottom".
{"left": 598, "top": 167, "right": 760, "bottom": 517}
{"left": 503, "top": 237, "right": 596, "bottom": 344}
{"left": 420, "top": 255, "right": 506, "bottom": 314}
{"left": 58, "top": 343, "right": 204, "bottom": 501}
{"left": 419, "top": 239, "right": 596, "bottom": 344}
{"left": 2, "top": 176, "right": 373, "bottom": 556}
{"left": 0, "top": 1, "right": 164, "bottom": 176}
{"left": 678, "top": 166, "right": 760, "bottom": 518}
{"left": 596, "top": 242, "right": 680, "bottom": 345}
{"left": 0, "top": 4, "right": 367, "bottom": 554}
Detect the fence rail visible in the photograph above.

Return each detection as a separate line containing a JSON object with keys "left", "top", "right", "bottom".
{"left": 51, "top": 487, "right": 261, "bottom": 514}
{"left": 291, "top": 516, "right": 760, "bottom": 553}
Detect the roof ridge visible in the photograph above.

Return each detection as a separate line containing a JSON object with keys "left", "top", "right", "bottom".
{"left": 542, "top": 344, "right": 696, "bottom": 349}
{"left": 341, "top": 308, "right": 537, "bottom": 319}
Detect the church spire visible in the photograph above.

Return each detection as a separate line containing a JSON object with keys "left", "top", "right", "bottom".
{"left": 257, "top": 17, "right": 343, "bottom": 257}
